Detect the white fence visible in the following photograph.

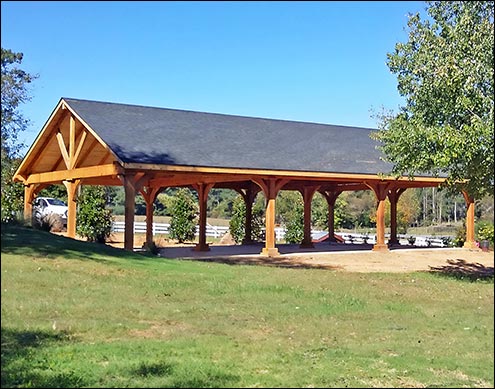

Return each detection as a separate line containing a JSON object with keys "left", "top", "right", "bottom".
{"left": 112, "top": 222, "right": 304, "bottom": 241}
{"left": 111, "top": 222, "right": 448, "bottom": 247}
{"left": 111, "top": 221, "right": 229, "bottom": 238}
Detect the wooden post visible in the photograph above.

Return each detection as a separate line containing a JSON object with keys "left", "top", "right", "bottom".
{"left": 140, "top": 186, "right": 161, "bottom": 248}
{"left": 23, "top": 184, "right": 43, "bottom": 225}
{"left": 194, "top": 183, "right": 214, "bottom": 251}
{"left": 320, "top": 190, "right": 342, "bottom": 243}
{"left": 237, "top": 184, "right": 261, "bottom": 244}
{"left": 264, "top": 183, "right": 277, "bottom": 256}
{"left": 366, "top": 182, "right": 390, "bottom": 252}
{"left": 300, "top": 186, "right": 319, "bottom": 248}
{"left": 63, "top": 179, "right": 81, "bottom": 238}
{"left": 462, "top": 190, "right": 477, "bottom": 249}
{"left": 254, "top": 178, "right": 288, "bottom": 257}
{"left": 120, "top": 176, "right": 136, "bottom": 251}
{"left": 119, "top": 173, "right": 147, "bottom": 251}
{"left": 387, "top": 188, "right": 406, "bottom": 246}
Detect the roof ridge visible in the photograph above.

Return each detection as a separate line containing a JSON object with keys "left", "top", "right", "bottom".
{"left": 61, "top": 97, "right": 377, "bottom": 131}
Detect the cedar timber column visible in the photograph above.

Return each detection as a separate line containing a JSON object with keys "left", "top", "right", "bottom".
{"left": 366, "top": 181, "right": 390, "bottom": 252}
{"left": 120, "top": 174, "right": 139, "bottom": 251}
{"left": 63, "top": 179, "right": 81, "bottom": 238}
{"left": 300, "top": 186, "right": 319, "bottom": 248}
{"left": 194, "top": 183, "right": 214, "bottom": 251}
{"left": 254, "top": 178, "right": 288, "bottom": 257}
{"left": 237, "top": 184, "right": 261, "bottom": 244}
{"left": 23, "top": 184, "right": 43, "bottom": 225}
{"left": 387, "top": 188, "right": 406, "bottom": 246}
{"left": 319, "top": 189, "right": 342, "bottom": 243}
{"left": 462, "top": 190, "right": 477, "bottom": 249}
{"left": 140, "top": 186, "right": 161, "bottom": 248}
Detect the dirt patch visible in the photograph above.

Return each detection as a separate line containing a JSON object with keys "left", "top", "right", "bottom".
{"left": 185, "top": 248, "right": 494, "bottom": 275}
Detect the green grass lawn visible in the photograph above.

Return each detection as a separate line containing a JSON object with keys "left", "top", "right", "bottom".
{"left": 1, "top": 225, "right": 493, "bottom": 388}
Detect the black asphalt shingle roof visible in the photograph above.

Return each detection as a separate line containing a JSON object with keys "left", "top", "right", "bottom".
{"left": 64, "top": 97, "right": 393, "bottom": 175}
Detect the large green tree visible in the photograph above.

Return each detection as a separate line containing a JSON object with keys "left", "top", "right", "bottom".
{"left": 1, "top": 48, "right": 38, "bottom": 222}
{"left": 372, "top": 1, "right": 494, "bottom": 199}
{"left": 1, "top": 48, "right": 37, "bottom": 162}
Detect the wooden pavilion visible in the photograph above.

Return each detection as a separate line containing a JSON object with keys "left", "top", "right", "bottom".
{"left": 13, "top": 98, "right": 478, "bottom": 255}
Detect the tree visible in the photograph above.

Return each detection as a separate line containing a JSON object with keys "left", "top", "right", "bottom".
{"left": 1, "top": 48, "right": 38, "bottom": 223}
{"left": 371, "top": 1, "right": 494, "bottom": 200}
{"left": 229, "top": 195, "right": 246, "bottom": 244}
{"left": 169, "top": 188, "right": 198, "bottom": 243}
{"left": 228, "top": 194, "right": 265, "bottom": 244}
{"left": 76, "top": 186, "right": 114, "bottom": 243}
{"left": 279, "top": 192, "right": 304, "bottom": 244}
{"left": 1, "top": 48, "right": 37, "bottom": 161}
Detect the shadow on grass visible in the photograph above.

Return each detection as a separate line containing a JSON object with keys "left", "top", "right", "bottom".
{"left": 429, "top": 259, "right": 494, "bottom": 281}
{"left": 1, "top": 224, "right": 153, "bottom": 264}
{"left": 1, "top": 327, "right": 86, "bottom": 388}
{"left": 131, "top": 361, "right": 239, "bottom": 388}
{"left": 184, "top": 256, "right": 342, "bottom": 270}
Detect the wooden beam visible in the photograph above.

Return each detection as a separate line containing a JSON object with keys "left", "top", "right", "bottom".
{"left": 61, "top": 99, "right": 124, "bottom": 165}
{"left": 25, "top": 163, "right": 123, "bottom": 184}
{"left": 71, "top": 130, "right": 87, "bottom": 169}
{"left": 69, "top": 115, "right": 76, "bottom": 163}
{"left": 123, "top": 162, "right": 446, "bottom": 185}
{"left": 74, "top": 137, "right": 99, "bottom": 168}
{"left": 56, "top": 131, "right": 71, "bottom": 169}
{"left": 15, "top": 104, "right": 68, "bottom": 177}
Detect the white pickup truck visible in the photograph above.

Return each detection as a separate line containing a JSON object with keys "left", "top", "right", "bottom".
{"left": 33, "top": 197, "right": 68, "bottom": 226}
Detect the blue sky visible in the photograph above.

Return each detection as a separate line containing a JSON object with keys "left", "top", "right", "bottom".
{"left": 2, "top": 1, "right": 426, "bottom": 153}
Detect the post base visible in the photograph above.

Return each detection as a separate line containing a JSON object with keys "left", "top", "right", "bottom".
{"left": 463, "top": 241, "right": 480, "bottom": 250}
{"left": 299, "top": 242, "right": 314, "bottom": 249}
{"left": 372, "top": 243, "right": 389, "bottom": 252}
{"left": 194, "top": 243, "right": 210, "bottom": 252}
{"left": 261, "top": 247, "right": 280, "bottom": 257}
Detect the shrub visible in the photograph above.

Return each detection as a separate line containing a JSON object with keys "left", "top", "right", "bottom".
{"left": 452, "top": 223, "right": 466, "bottom": 247}
{"left": 284, "top": 199, "right": 304, "bottom": 244}
{"left": 76, "top": 186, "right": 113, "bottom": 243}
{"left": 1, "top": 162, "right": 24, "bottom": 224}
{"left": 169, "top": 188, "right": 198, "bottom": 243}
{"left": 229, "top": 194, "right": 265, "bottom": 244}
{"left": 229, "top": 195, "right": 246, "bottom": 244}
{"left": 477, "top": 222, "right": 494, "bottom": 245}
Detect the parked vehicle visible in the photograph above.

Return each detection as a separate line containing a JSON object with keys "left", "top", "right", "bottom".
{"left": 33, "top": 197, "right": 68, "bottom": 226}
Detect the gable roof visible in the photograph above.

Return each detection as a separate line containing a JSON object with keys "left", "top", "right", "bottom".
{"left": 62, "top": 97, "right": 393, "bottom": 175}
